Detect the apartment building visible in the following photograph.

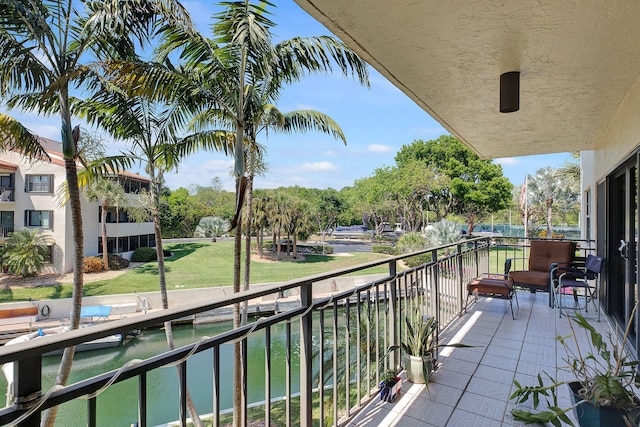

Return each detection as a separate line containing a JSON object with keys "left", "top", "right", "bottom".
{"left": 0, "top": 137, "right": 154, "bottom": 273}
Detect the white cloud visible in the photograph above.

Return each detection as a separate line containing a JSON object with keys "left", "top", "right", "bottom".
{"left": 299, "top": 161, "right": 338, "bottom": 172}
{"left": 494, "top": 157, "right": 520, "bottom": 166}
{"left": 368, "top": 144, "right": 393, "bottom": 153}
{"left": 164, "top": 158, "right": 235, "bottom": 191}
{"left": 294, "top": 103, "right": 317, "bottom": 110}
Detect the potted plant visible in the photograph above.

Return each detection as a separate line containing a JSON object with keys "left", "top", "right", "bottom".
{"left": 382, "top": 311, "right": 473, "bottom": 385}
{"left": 379, "top": 368, "right": 402, "bottom": 402}
{"left": 510, "top": 301, "right": 640, "bottom": 426}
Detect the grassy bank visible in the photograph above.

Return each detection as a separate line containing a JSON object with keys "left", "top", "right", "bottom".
{"left": 0, "top": 241, "right": 391, "bottom": 303}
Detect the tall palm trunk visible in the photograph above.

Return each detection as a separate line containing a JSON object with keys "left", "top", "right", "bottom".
{"left": 242, "top": 174, "right": 254, "bottom": 325}
{"left": 43, "top": 105, "right": 83, "bottom": 426}
{"left": 233, "top": 177, "right": 244, "bottom": 427}
{"left": 151, "top": 169, "right": 204, "bottom": 427}
{"left": 101, "top": 201, "right": 110, "bottom": 270}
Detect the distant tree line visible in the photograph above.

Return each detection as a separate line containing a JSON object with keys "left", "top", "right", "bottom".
{"left": 161, "top": 136, "right": 584, "bottom": 239}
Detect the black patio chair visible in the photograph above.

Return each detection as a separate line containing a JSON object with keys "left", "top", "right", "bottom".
{"left": 555, "top": 254, "right": 604, "bottom": 321}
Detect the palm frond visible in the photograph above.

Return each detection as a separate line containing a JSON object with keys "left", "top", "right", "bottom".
{"left": 274, "top": 36, "right": 369, "bottom": 87}
{"left": 0, "top": 113, "right": 49, "bottom": 160}
{"left": 279, "top": 110, "right": 346, "bottom": 144}
{"left": 0, "top": 35, "right": 51, "bottom": 95}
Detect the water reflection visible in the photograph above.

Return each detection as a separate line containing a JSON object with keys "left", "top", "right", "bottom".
{"left": 1, "top": 321, "right": 301, "bottom": 427}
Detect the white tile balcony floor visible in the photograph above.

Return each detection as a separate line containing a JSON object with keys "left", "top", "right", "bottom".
{"left": 347, "top": 290, "right": 615, "bottom": 427}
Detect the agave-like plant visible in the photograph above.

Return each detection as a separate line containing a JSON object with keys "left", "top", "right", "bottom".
{"left": 425, "top": 219, "right": 463, "bottom": 247}
{"left": 194, "top": 216, "right": 230, "bottom": 239}
{"left": 381, "top": 311, "right": 474, "bottom": 384}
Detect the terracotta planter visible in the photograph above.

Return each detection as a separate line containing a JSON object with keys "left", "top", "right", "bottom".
{"left": 402, "top": 354, "right": 434, "bottom": 384}
{"left": 568, "top": 381, "right": 640, "bottom": 427}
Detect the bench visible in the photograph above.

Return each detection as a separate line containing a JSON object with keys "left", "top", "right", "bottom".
{"left": 0, "top": 307, "right": 39, "bottom": 326}
{"left": 466, "top": 274, "right": 518, "bottom": 319}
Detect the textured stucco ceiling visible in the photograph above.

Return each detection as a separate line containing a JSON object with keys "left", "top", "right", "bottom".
{"left": 294, "top": 1, "right": 640, "bottom": 159}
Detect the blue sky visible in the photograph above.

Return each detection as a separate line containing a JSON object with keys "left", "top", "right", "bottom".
{"left": 6, "top": 0, "right": 571, "bottom": 192}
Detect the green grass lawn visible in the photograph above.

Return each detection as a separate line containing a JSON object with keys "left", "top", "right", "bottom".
{"left": 0, "top": 241, "right": 392, "bottom": 302}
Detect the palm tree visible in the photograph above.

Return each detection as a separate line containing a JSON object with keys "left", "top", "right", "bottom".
{"left": 558, "top": 152, "right": 581, "bottom": 193}
{"left": 85, "top": 178, "right": 127, "bottom": 270}
{"left": 0, "top": 228, "right": 53, "bottom": 278}
{"left": 132, "top": 2, "right": 369, "bottom": 423}
{"left": 528, "top": 167, "right": 575, "bottom": 237}
{"left": 0, "top": 2, "right": 192, "bottom": 424}
{"left": 77, "top": 95, "right": 233, "bottom": 426}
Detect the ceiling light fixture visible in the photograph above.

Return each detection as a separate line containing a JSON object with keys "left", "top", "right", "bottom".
{"left": 500, "top": 71, "right": 520, "bottom": 113}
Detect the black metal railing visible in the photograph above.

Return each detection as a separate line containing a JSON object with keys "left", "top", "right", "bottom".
{"left": 0, "top": 236, "right": 594, "bottom": 426}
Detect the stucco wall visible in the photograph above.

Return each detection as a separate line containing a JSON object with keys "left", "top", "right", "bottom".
{"left": 581, "top": 75, "right": 640, "bottom": 242}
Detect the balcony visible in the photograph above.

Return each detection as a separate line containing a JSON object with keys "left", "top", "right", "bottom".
{"left": 0, "top": 237, "right": 602, "bottom": 426}
{"left": 348, "top": 290, "right": 613, "bottom": 426}
{"left": 0, "top": 225, "right": 13, "bottom": 238}
{"left": 0, "top": 188, "right": 14, "bottom": 203}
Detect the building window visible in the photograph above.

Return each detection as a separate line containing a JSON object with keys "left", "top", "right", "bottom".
{"left": 44, "top": 245, "right": 53, "bottom": 264}
{"left": 118, "top": 237, "right": 129, "bottom": 253}
{"left": 130, "top": 235, "right": 139, "bottom": 251}
{"left": 25, "top": 210, "right": 53, "bottom": 228}
{"left": 25, "top": 175, "right": 53, "bottom": 193}
{"left": 585, "top": 188, "right": 591, "bottom": 241}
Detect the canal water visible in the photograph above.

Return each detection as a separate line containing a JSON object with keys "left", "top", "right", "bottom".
{"left": 0, "top": 321, "right": 302, "bottom": 426}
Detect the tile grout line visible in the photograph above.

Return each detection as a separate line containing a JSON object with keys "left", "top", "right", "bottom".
{"left": 443, "top": 299, "right": 511, "bottom": 426}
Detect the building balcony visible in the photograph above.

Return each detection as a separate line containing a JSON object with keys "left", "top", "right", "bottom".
{"left": 0, "top": 188, "right": 14, "bottom": 203}
{"left": 0, "top": 237, "right": 605, "bottom": 426}
{"left": 0, "top": 225, "right": 13, "bottom": 238}
{"left": 348, "top": 290, "right": 613, "bottom": 426}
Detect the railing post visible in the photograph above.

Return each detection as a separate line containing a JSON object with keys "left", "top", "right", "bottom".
{"left": 457, "top": 243, "right": 464, "bottom": 313}
{"left": 473, "top": 240, "right": 480, "bottom": 278}
{"left": 388, "top": 260, "right": 398, "bottom": 369}
{"left": 299, "top": 280, "right": 313, "bottom": 427}
{"left": 12, "top": 356, "right": 42, "bottom": 427}
{"left": 431, "top": 249, "right": 440, "bottom": 327}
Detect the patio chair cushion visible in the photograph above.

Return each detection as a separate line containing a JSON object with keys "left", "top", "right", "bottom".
{"left": 509, "top": 240, "right": 575, "bottom": 293}
{"left": 467, "top": 276, "right": 513, "bottom": 297}
{"left": 466, "top": 274, "right": 518, "bottom": 319}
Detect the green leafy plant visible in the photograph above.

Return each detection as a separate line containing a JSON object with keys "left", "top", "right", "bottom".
{"left": 0, "top": 228, "right": 53, "bottom": 277}
{"left": 132, "top": 247, "right": 157, "bottom": 262}
{"left": 381, "top": 311, "right": 473, "bottom": 384}
{"left": 510, "top": 301, "right": 640, "bottom": 426}
{"left": 381, "top": 368, "right": 400, "bottom": 387}
{"left": 108, "top": 254, "right": 129, "bottom": 270}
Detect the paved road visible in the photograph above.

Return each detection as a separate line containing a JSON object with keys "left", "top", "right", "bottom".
{"left": 324, "top": 239, "right": 372, "bottom": 253}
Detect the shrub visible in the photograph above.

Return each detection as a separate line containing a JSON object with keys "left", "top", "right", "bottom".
{"left": 132, "top": 247, "right": 157, "bottom": 262}
{"left": 84, "top": 256, "right": 104, "bottom": 273}
{"left": 108, "top": 254, "right": 129, "bottom": 270}
{"left": 0, "top": 228, "right": 53, "bottom": 277}
{"left": 372, "top": 245, "right": 398, "bottom": 255}
{"left": 404, "top": 254, "right": 430, "bottom": 268}
{"left": 396, "top": 232, "right": 428, "bottom": 253}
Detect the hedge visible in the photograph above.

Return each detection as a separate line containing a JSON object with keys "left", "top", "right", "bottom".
{"left": 372, "top": 245, "right": 398, "bottom": 255}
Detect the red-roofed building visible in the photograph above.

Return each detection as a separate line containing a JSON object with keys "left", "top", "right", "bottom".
{"left": 0, "top": 139, "right": 154, "bottom": 273}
